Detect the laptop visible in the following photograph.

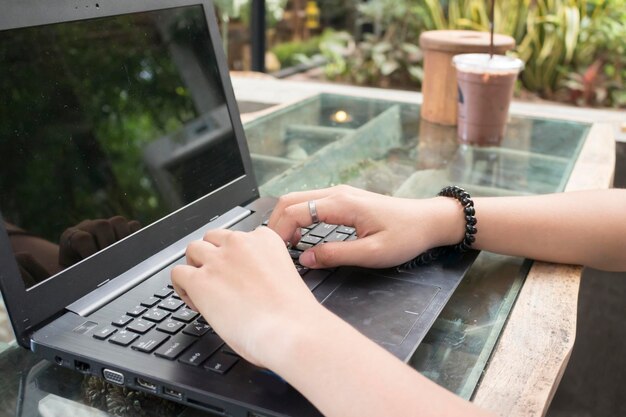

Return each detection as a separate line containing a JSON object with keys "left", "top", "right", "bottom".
{"left": 0, "top": 1, "right": 477, "bottom": 415}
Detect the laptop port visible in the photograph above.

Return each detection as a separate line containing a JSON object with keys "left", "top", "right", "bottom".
{"left": 103, "top": 369, "right": 125, "bottom": 385}
{"left": 163, "top": 387, "right": 183, "bottom": 400}
{"left": 187, "top": 398, "right": 225, "bottom": 415}
{"left": 74, "top": 360, "right": 90, "bottom": 373}
{"left": 136, "top": 378, "right": 158, "bottom": 393}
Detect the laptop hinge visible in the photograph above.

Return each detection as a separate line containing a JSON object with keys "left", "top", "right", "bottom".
{"left": 67, "top": 206, "right": 251, "bottom": 317}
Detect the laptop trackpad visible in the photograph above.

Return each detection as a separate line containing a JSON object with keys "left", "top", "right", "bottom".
{"left": 321, "top": 272, "right": 440, "bottom": 347}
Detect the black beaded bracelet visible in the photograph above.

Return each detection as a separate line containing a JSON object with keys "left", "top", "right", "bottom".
{"left": 400, "top": 186, "right": 477, "bottom": 269}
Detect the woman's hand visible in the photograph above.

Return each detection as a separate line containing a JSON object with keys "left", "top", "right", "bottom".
{"left": 171, "top": 226, "right": 323, "bottom": 368}
{"left": 268, "top": 185, "right": 465, "bottom": 269}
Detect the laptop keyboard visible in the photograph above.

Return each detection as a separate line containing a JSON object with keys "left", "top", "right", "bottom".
{"left": 93, "top": 283, "right": 240, "bottom": 375}
{"left": 91, "top": 221, "right": 356, "bottom": 377}
{"left": 269, "top": 220, "right": 357, "bottom": 279}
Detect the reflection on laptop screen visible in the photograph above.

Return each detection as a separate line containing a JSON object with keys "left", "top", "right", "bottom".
{"left": 0, "top": 6, "right": 245, "bottom": 288}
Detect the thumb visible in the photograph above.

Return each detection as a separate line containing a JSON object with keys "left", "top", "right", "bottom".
{"left": 299, "top": 237, "right": 385, "bottom": 269}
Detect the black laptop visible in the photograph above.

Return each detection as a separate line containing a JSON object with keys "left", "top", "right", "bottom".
{"left": 0, "top": 1, "right": 477, "bottom": 415}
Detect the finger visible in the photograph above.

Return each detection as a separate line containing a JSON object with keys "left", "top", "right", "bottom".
{"left": 68, "top": 230, "right": 99, "bottom": 259}
{"left": 128, "top": 220, "right": 141, "bottom": 233}
{"left": 58, "top": 228, "right": 82, "bottom": 266}
{"left": 268, "top": 187, "right": 342, "bottom": 228}
{"left": 109, "top": 216, "right": 131, "bottom": 240}
{"left": 171, "top": 264, "right": 200, "bottom": 312}
{"left": 185, "top": 240, "right": 217, "bottom": 268}
{"left": 271, "top": 195, "right": 357, "bottom": 242}
{"left": 202, "top": 228, "right": 238, "bottom": 246}
{"left": 289, "top": 228, "right": 302, "bottom": 247}
{"left": 298, "top": 237, "right": 387, "bottom": 269}
{"left": 84, "top": 219, "right": 116, "bottom": 249}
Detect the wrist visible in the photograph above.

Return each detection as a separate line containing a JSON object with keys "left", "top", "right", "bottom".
{"left": 252, "top": 301, "right": 330, "bottom": 372}
{"left": 427, "top": 196, "right": 467, "bottom": 247}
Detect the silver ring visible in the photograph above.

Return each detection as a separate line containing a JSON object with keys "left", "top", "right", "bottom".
{"left": 308, "top": 200, "right": 319, "bottom": 224}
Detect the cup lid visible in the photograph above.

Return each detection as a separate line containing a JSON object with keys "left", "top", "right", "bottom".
{"left": 452, "top": 53, "right": 524, "bottom": 73}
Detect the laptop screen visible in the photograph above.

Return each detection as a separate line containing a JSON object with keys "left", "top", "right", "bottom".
{"left": 0, "top": 5, "right": 246, "bottom": 288}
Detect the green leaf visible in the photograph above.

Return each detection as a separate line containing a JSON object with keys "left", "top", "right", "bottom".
{"left": 380, "top": 60, "right": 400, "bottom": 76}
{"left": 564, "top": 6, "right": 580, "bottom": 63}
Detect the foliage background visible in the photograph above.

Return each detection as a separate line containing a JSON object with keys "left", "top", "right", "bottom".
{"left": 318, "top": 0, "right": 625, "bottom": 108}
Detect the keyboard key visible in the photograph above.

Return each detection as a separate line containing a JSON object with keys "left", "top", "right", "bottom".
{"left": 295, "top": 242, "right": 313, "bottom": 251}
{"left": 127, "top": 319, "right": 155, "bottom": 334}
{"left": 154, "top": 287, "right": 173, "bottom": 298}
{"left": 301, "top": 234, "right": 322, "bottom": 245}
{"left": 196, "top": 316, "right": 208, "bottom": 325}
{"left": 336, "top": 226, "right": 355, "bottom": 235}
{"left": 221, "top": 344, "right": 239, "bottom": 356}
{"left": 346, "top": 234, "right": 357, "bottom": 241}
{"left": 127, "top": 305, "right": 147, "bottom": 317}
{"left": 171, "top": 308, "right": 199, "bottom": 323}
{"left": 158, "top": 298, "right": 184, "bottom": 312}
{"left": 182, "top": 322, "right": 211, "bottom": 337}
{"left": 179, "top": 334, "right": 224, "bottom": 366}
{"left": 157, "top": 318, "right": 185, "bottom": 334}
{"left": 295, "top": 264, "right": 309, "bottom": 276}
{"left": 143, "top": 308, "right": 169, "bottom": 323}
{"left": 154, "top": 334, "right": 196, "bottom": 360}
{"left": 288, "top": 249, "right": 302, "bottom": 259}
{"left": 309, "top": 223, "right": 336, "bottom": 238}
{"left": 141, "top": 296, "right": 160, "bottom": 308}
{"left": 324, "top": 231, "right": 349, "bottom": 243}
{"left": 204, "top": 352, "right": 238, "bottom": 375}
{"left": 132, "top": 330, "right": 169, "bottom": 353}
{"left": 93, "top": 325, "right": 117, "bottom": 340}
{"left": 109, "top": 330, "right": 139, "bottom": 347}
{"left": 112, "top": 315, "right": 133, "bottom": 327}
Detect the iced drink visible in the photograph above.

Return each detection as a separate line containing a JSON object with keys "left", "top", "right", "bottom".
{"left": 453, "top": 54, "right": 524, "bottom": 146}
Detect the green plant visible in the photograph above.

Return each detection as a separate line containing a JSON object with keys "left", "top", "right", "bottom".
{"left": 271, "top": 32, "right": 327, "bottom": 67}
{"left": 559, "top": 0, "right": 626, "bottom": 107}
{"left": 416, "top": 0, "right": 583, "bottom": 97}
{"left": 321, "top": 0, "right": 625, "bottom": 107}
{"left": 321, "top": 0, "right": 424, "bottom": 88}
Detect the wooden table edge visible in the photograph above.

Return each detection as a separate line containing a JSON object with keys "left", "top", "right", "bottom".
{"left": 472, "top": 122, "right": 616, "bottom": 416}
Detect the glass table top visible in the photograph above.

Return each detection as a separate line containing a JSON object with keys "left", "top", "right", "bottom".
{"left": 0, "top": 93, "right": 590, "bottom": 415}
{"left": 244, "top": 93, "right": 589, "bottom": 399}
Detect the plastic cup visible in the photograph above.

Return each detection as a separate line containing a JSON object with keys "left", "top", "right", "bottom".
{"left": 453, "top": 53, "right": 524, "bottom": 146}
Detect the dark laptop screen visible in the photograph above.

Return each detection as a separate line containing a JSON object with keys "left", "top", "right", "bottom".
{"left": 0, "top": 6, "right": 245, "bottom": 288}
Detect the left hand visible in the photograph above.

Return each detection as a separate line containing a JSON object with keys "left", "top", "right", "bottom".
{"left": 171, "top": 226, "right": 324, "bottom": 368}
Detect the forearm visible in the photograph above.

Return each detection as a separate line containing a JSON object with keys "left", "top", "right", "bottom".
{"left": 471, "top": 189, "right": 626, "bottom": 271}
{"left": 265, "top": 308, "right": 490, "bottom": 417}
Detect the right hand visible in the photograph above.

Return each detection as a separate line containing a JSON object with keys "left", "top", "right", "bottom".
{"left": 268, "top": 185, "right": 465, "bottom": 269}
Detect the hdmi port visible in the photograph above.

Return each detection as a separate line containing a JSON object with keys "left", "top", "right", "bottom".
{"left": 136, "top": 378, "right": 157, "bottom": 393}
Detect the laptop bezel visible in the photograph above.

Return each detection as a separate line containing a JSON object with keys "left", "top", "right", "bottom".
{"left": 0, "top": 0, "right": 259, "bottom": 348}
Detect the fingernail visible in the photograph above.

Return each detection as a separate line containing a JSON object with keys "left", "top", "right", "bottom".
{"left": 300, "top": 250, "right": 316, "bottom": 267}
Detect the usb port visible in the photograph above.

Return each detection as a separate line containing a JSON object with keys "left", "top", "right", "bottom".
{"left": 136, "top": 378, "right": 157, "bottom": 393}
{"left": 163, "top": 387, "right": 183, "bottom": 400}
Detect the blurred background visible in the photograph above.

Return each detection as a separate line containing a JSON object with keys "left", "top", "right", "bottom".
{"left": 221, "top": 0, "right": 625, "bottom": 109}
